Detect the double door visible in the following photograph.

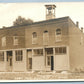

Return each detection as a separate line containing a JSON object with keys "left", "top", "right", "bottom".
{"left": 47, "top": 56, "right": 54, "bottom": 70}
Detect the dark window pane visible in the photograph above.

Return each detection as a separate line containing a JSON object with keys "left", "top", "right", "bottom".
{"left": 44, "top": 30, "right": 48, "bottom": 33}
{"left": 63, "top": 47, "right": 66, "bottom": 54}
{"left": 33, "top": 32, "right": 37, "bottom": 38}
{"left": 0, "top": 52, "right": 4, "bottom": 61}
{"left": 59, "top": 47, "right": 62, "bottom": 53}
{"left": 56, "top": 29, "right": 61, "bottom": 35}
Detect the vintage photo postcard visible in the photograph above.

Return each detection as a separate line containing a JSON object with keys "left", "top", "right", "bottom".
{"left": 0, "top": 2, "right": 84, "bottom": 81}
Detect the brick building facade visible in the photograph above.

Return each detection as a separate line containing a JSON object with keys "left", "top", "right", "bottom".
{"left": 0, "top": 4, "right": 84, "bottom": 72}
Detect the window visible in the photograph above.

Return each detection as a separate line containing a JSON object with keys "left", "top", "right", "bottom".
{"left": 15, "top": 50, "right": 23, "bottom": 61}
{"left": 2, "top": 37, "right": 6, "bottom": 47}
{"left": 47, "top": 56, "right": 51, "bottom": 66}
{"left": 33, "top": 49, "right": 43, "bottom": 56}
{"left": 80, "top": 36, "right": 83, "bottom": 45}
{"left": 43, "top": 30, "right": 49, "bottom": 45}
{"left": 55, "top": 47, "right": 66, "bottom": 54}
{"left": 46, "top": 48, "right": 53, "bottom": 55}
{"left": 56, "top": 29, "right": 61, "bottom": 35}
{"left": 56, "top": 29, "right": 62, "bottom": 42}
{"left": 0, "top": 52, "right": 4, "bottom": 61}
{"left": 32, "top": 32, "right": 37, "bottom": 38}
{"left": 32, "top": 32, "right": 37, "bottom": 44}
{"left": 63, "top": 47, "right": 66, "bottom": 53}
{"left": 13, "top": 36, "right": 18, "bottom": 45}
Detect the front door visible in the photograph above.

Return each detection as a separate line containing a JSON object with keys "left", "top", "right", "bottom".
{"left": 28, "top": 58, "right": 32, "bottom": 69}
{"left": 27, "top": 50, "right": 32, "bottom": 70}
{"left": 51, "top": 56, "right": 54, "bottom": 70}
{"left": 7, "top": 51, "right": 12, "bottom": 72}
{"left": 8, "top": 56, "right": 12, "bottom": 71}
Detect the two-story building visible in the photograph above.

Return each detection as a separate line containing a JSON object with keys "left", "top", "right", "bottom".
{"left": 0, "top": 4, "right": 84, "bottom": 72}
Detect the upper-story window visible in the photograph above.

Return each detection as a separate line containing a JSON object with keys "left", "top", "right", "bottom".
{"left": 43, "top": 30, "right": 49, "bottom": 45}
{"left": 32, "top": 32, "right": 37, "bottom": 44}
{"left": 80, "top": 36, "right": 83, "bottom": 45}
{"left": 2, "top": 37, "right": 6, "bottom": 47}
{"left": 55, "top": 29, "right": 62, "bottom": 42}
{"left": 13, "top": 36, "right": 18, "bottom": 45}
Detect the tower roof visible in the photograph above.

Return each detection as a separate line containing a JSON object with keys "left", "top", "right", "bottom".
{"left": 45, "top": 5, "right": 56, "bottom": 9}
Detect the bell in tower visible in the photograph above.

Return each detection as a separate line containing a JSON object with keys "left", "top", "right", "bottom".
{"left": 45, "top": 4, "right": 56, "bottom": 20}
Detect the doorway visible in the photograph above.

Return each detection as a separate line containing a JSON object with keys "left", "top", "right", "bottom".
{"left": 51, "top": 56, "right": 54, "bottom": 70}
{"left": 27, "top": 50, "right": 32, "bottom": 70}
{"left": 7, "top": 51, "right": 12, "bottom": 72}
{"left": 28, "top": 58, "right": 32, "bottom": 69}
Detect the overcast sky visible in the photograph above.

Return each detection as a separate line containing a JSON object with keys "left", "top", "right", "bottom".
{"left": 0, "top": 2, "right": 84, "bottom": 28}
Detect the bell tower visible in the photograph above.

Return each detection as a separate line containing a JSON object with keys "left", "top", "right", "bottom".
{"left": 45, "top": 4, "right": 56, "bottom": 20}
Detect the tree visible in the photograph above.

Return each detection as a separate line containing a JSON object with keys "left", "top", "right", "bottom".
{"left": 13, "top": 16, "right": 33, "bottom": 26}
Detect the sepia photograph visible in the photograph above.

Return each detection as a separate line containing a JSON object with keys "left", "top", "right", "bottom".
{"left": 0, "top": 2, "right": 84, "bottom": 80}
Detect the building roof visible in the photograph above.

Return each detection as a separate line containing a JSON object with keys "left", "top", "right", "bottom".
{"left": 0, "top": 16, "right": 75, "bottom": 30}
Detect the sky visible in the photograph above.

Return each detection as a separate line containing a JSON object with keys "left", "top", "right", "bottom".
{"left": 0, "top": 0, "right": 84, "bottom": 2}
{"left": 1, "top": 82, "right": 84, "bottom": 84}
{"left": 0, "top": 2, "right": 84, "bottom": 28}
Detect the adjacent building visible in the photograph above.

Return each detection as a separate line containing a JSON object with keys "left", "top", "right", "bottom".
{"left": 0, "top": 4, "right": 84, "bottom": 72}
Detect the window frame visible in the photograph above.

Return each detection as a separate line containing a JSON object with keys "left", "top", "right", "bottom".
{"left": 55, "top": 28, "right": 62, "bottom": 42}
{"left": 43, "top": 30, "right": 49, "bottom": 45}
{"left": 80, "top": 36, "right": 83, "bottom": 45}
{"left": 33, "top": 49, "right": 43, "bottom": 56}
{"left": 13, "top": 36, "right": 18, "bottom": 46}
{"left": 2, "top": 37, "right": 6, "bottom": 47}
{"left": 32, "top": 32, "right": 38, "bottom": 44}
{"left": 55, "top": 47, "right": 67, "bottom": 55}
{"left": 15, "top": 50, "right": 23, "bottom": 61}
{"left": 0, "top": 51, "right": 4, "bottom": 61}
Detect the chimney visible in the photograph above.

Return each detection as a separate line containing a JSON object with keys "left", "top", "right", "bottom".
{"left": 2, "top": 26, "right": 6, "bottom": 29}
{"left": 76, "top": 21, "right": 79, "bottom": 28}
{"left": 81, "top": 27, "right": 83, "bottom": 33}
{"left": 45, "top": 4, "right": 56, "bottom": 20}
